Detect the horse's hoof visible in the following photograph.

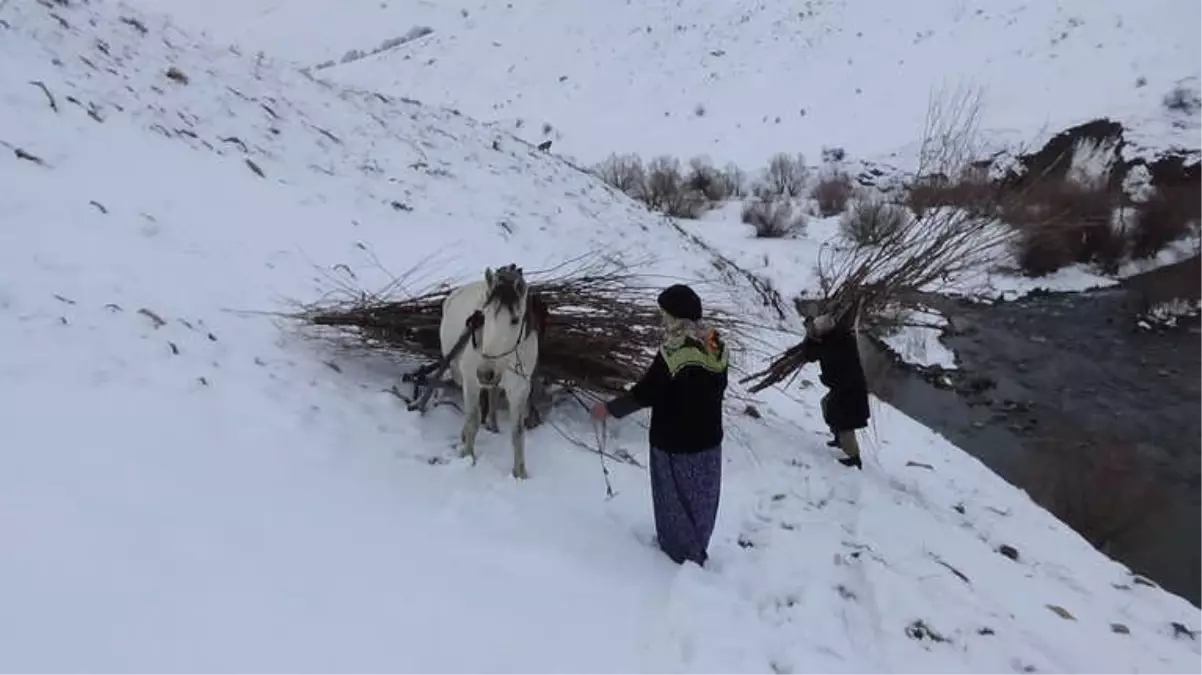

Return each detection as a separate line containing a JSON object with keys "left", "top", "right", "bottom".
{"left": 512, "top": 466, "right": 528, "bottom": 480}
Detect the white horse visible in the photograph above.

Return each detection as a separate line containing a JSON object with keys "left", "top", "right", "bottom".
{"left": 439, "top": 264, "right": 540, "bottom": 479}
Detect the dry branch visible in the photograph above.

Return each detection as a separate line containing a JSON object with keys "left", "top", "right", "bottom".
{"left": 742, "top": 82, "right": 1016, "bottom": 393}
{"left": 294, "top": 253, "right": 746, "bottom": 398}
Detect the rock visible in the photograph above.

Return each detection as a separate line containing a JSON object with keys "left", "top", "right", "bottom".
{"left": 997, "top": 544, "right": 1020, "bottom": 561}
{"left": 1111, "top": 623, "right": 1130, "bottom": 635}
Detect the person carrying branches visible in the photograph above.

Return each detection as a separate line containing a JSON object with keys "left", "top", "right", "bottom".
{"left": 797, "top": 305, "right": 869, "bottom": 470}
{"left": 591, "top": 283, "right": 729, "bottom": 567}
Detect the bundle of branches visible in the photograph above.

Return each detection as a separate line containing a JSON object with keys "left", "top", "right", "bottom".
{"left": 741, "top": 84, "right": 1019, "bottom": 394}
{"left": 297, "top": 253, "right": 743, "bottom": 397}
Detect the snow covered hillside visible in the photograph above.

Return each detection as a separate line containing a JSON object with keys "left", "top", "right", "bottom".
{"left": 1, "top": 0, "right": 1200, "bottom": 671}
{"left": 146, "top": 0, "right": 1202, "bottom": 169}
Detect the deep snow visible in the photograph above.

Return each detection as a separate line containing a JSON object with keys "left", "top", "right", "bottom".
{"left": 1, "top": 0, "right": 1200, "bottom": 672}
{"left": 153, "top": 0, "right": 1202, "bottom": 170}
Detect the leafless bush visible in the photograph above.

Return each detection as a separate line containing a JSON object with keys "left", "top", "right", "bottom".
{"left": 742, "top": 198, "right": 806, "bottom": 238}
{"left": 592, "top": 154, "right": 708, "bottom": 218}
{"left": 757, "top": 152, "right": 808, "bottom": 198}
{"left": 1130, "top": 185, "right": 1200, "bottom": 260}
{"left": 906, "top": 172, "right": 999, "bottom": 218}
{"left": 719, "top": 162, "right": 748, "bottom": 198}
{"left": 593, "top": 153, "right": 645, "bottom": 196}
{"left": 841, "top": 197, "right": 910, "bottom": 246}
{"left": 1162, "top": 84, "right": 1202, "bottom": 115}
{"left": 1005, "top": 180, "right": 1122, "bottom": 276}
{"left": 686, "top": 157, "right": 736, "bottom": 202}
{"left": 642, "top": 156, "right": 708, "bottom": 218}
{"left": 1021, "top": 431, "right": 1168, "bottom": 555}
{"left": 812, "top": 171, "right": 854, "bottom": 217}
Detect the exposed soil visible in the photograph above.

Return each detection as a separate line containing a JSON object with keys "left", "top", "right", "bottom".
{"left": 864, "top": 256, "right": 1201, "bottom": 606}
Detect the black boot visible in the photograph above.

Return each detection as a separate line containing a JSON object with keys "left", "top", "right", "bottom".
{"left": 838, "top": 455, "right": 863, "bottom": 470}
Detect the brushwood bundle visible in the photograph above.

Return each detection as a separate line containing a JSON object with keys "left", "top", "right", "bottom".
{"left": 296, "top": 256, "right": 742, "bottom": 397}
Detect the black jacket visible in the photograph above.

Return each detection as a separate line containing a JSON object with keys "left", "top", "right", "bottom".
{"left": 799, "top": 323, "right": 870, "bottom": 431}
{"left": 606, "top": 332, "right": 728, "bottom": 453}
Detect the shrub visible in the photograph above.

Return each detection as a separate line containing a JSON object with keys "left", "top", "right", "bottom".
{"left": 593, "top": 153, "right": 645, "bottom": 196}
{"left": 592, "top": 154, "right": 707, "bottom": 219}
{"left": 1006, "top": 180, "right": 1121, "bottom": 276}
{"left": 906, "top": 175, "right": 997, "bottom": 218}
{"left": 1013, "top": 226, "right": 1077, "bottom": 277}
{"left": 641, "top": 156, "right": 707, "bottom": 219}
{"left": 1162, "top": 84, "right": 1202, "bottom": 115}
{"left": 812, "top": 171, "right": 853, "bottom": 216}
{"left": 758, "top": 152, "right": 808, "bottom": 198}
{"left": 840, "top": 197, "right": 909, "bottom": 246}
{"left": 742, "top": 198, "right": 806, "bottom": 238}
{"left": 1130, "top": 185, "right": 1199, "bottom": 260}
{"left": 719, "top": 162, "right": 748, "bottom": 198}
{"left": 686, "top": 157, "right": 732, "bottom": 202}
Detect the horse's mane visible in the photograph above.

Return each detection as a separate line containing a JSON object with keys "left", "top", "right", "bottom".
{"left": 485, "top": 277, "right": 524, "bottom": 317}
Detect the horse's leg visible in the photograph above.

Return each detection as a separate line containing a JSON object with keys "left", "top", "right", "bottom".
{"left": 506, "top": 379, "right": 531, "bottom": 479}
{"left": 483, "top": 386, "right": 501, "bottom": 433}
{"left": 459, "top": 371, "right": 482, "bottom": 464}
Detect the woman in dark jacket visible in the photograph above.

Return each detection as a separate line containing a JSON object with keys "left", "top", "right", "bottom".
{"left": 798, "top": 311, "right": 869, "bottom": 469}
{"left": 592, "top": 284, "right": 728, "bottom": 566}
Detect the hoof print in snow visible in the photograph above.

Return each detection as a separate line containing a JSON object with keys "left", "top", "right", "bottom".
{"left": 104, "top": 303, "right": 123, "bottom": 312}
{"left": 53, "top": 293, "right": 76, "bottom": 305}
{"left": 168, "top": 341, "right": 179, "bottom": 355}
{"left": 14, "top": 147, "right": 45, "bottom": 165}
{"left": 165, "top": 66, "right": 189, "bottom": 85}
{"left": 905, "top": 619, "right": 949, "bottom": 643}
{"left": 426, "top": 456, "right": 449, "bottom": 466}
{"left": 742, "top": 404, "right": 761, "bottom": 419}
{"left": 119, "top": 16, "right": 148, "bottom": 35}
{"left": 952, "top": 502, "right": 966, "bottom": 514}
{"left": 768, "top": 660, "right": 791, "bottom": 674}
{"left": 737, "top": 535, "right": 755, "bottom": 549}
{"left": 137, "top": 307, "right": 166, "bottom": 329}
{"left": 771, "top": 493, "right": 787, "bottom": 502}
{"left": 197, "top": 376, "right": 209, "bottom": 386}
{"left": 1045, "top": 604, "right": 1076, "bottom": 621}
{"left": 207, "top": 332, "right": 217, "bottom": 342}
{"left": 89, "top": 200, "right": 108, "bottom": 214}
{"left": 245, "top": 158, "right": 265, "bottom": 177}
{"left": 835, "top": 584, "right": 856, "bottom": 600}
{"left": 323, "top": 360, "right": 342, "bottom": 374}
{"left": 390, "top": 200, "right": 413, "bottom": 211}
{"left": 977, "top": 626, "right": 995, "bottom": 636}
{"left": 1170, "top": 621, "right": 1197, "bottom": 640}
{"left": 997, "top": 544, "right": 1020, "bottom": 561}
{"left": 1110, "top": 622, "right": 1130, "bottom": 635}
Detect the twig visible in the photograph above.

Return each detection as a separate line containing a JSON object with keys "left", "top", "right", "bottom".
{"left": 29, "top": 81, "right": 57, "bottom": 112}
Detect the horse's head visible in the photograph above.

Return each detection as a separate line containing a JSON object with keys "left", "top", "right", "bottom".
{"left": 476, "top": 264, "right": 530, "bottom": 371}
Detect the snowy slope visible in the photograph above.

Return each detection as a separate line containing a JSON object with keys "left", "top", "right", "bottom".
{"left": 1, "top": 0, "right": 1200, "bottom": 672}
{"left": 160, "top": 0, "right": 1202, "bottom": 169}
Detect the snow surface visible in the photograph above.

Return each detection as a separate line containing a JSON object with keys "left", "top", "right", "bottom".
{"left": 149, "top": 0, "right": 1202, "bottom": 170}
{"left": 879, "top": 309, "right": 959, "bottom": 372}
{"left": 1, "top": 0, "right": 1201, "bottom": 672}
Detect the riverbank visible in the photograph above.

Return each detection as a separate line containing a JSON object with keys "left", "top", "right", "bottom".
{"left": 863, "top": 257, "right": 1201, "bottom": 606}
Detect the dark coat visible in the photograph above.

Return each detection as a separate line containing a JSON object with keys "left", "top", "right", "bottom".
{"left": 799, "top": 323, "right": 870, "bottom": 432}
{"left": 606, "top": 331, "right": 729, "bottom": 453}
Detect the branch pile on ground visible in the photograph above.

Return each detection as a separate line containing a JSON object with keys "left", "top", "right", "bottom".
{"left": 297, "top": 256, "right": 743, "bottom": 397}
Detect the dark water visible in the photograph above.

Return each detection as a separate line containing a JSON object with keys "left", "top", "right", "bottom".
{"left": 859, "top": 288, "right": 1201, "bottom": 607}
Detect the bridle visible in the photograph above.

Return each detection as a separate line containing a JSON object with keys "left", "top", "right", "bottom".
{"left": 467, "top": 299, "right": 531, "bottom": 376}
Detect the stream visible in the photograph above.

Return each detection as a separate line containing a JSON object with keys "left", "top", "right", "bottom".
{"left": 860, "top": 282, "right": 1201, "bottom": 607}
